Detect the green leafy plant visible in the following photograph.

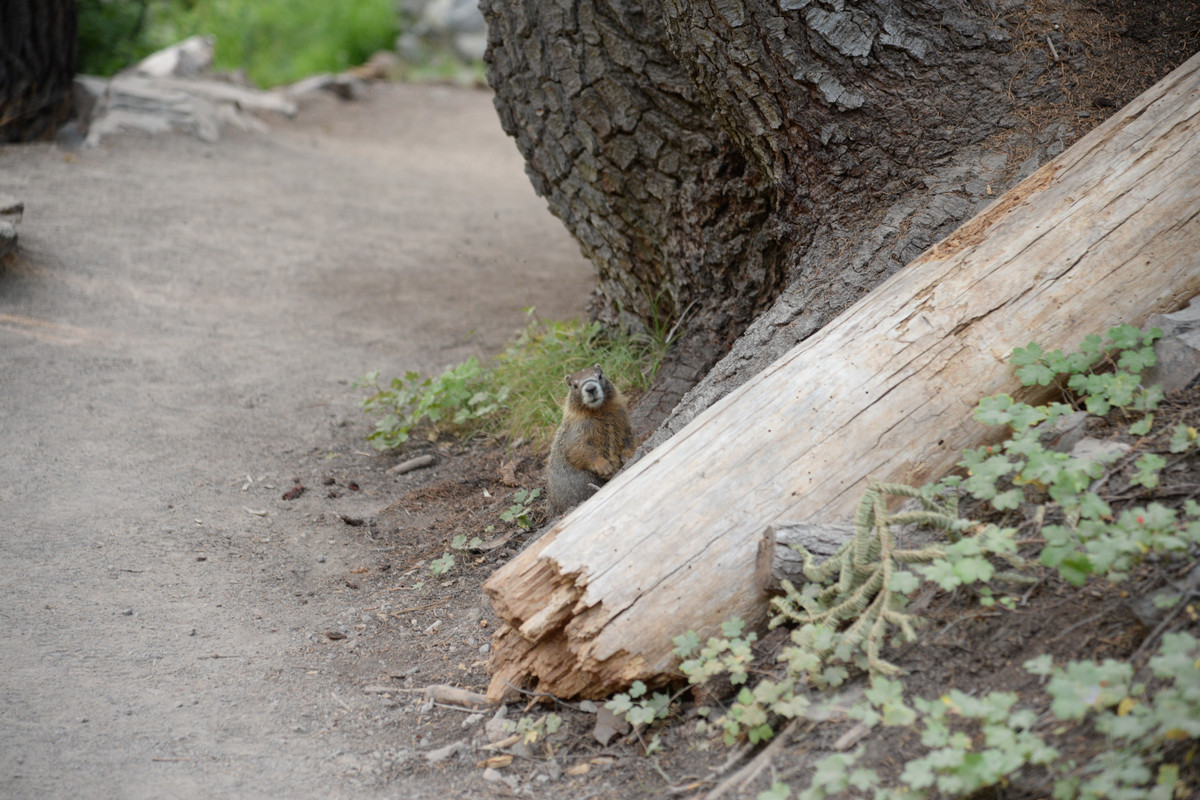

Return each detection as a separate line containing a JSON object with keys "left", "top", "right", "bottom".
{"left": 950, "top": 325, "right": 1200, "bottom": 586}
{"left": 355, "top": 357, "right": 507, "bottom": 450}
{"left": 499, "top": 488, "right": 541, "bottom": 530}
{"left": 77, "top": 0, "right": 399, "bottom": 85}
{"left": 77, "top": 0, "right": 158, "bottom": 76}
{"left": 673, "top": 619, "right": 810, "bottom": 745}
{"left": 428, "top": 552, "right": 455, "bottom": 576}
{"left": 767, "top": 481, "right": 970, "bottom": 680}
{"left": 156, "top": 0, "right": 399, "bottom": 87}
{"left": 791, "top": 632, "right": 1200, "bottom": 799}
{"left": 504, "top": 712, "right": 564, "bottom": 748}
{"left": 605, "top": 680, "right": 675, "bottom": 754}
{"left": 606, "top": 680, "right": 673, "bottom": 727}
{"left": 450, "top": 533, "right": 483, "bottom": 551}
{"left": 660, "top": 321, "right": 1199, "bottom": 797}
{"left": 359, "top": 310, "right": 673, "bottom": 451}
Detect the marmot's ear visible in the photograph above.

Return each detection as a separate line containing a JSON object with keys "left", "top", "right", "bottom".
{"left": 593, "top": 363, "right": 602, "bottom": 372}
{"left": 565, "top": 374, "right": 572, "bottom": 386}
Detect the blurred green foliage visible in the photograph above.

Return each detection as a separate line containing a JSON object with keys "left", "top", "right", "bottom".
{"left": 76, "top": 0, "right": 399, "bottom": 87}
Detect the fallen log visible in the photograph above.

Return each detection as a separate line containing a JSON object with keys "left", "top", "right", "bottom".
{"left": 484, "top": 52, "right": 1200, "bottom": 702}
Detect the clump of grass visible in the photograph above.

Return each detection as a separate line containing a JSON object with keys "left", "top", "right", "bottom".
{"left": 490, "top": 310, "right": 668, "bottom": 446}
{"left": 77, "top": 0, "right": 399, "bottom": 86}
{"left": 156, "top": 0, "right": 399, "bottom": 87}
{"left": 356, "top": 309, "right": 672, "bottom": 451}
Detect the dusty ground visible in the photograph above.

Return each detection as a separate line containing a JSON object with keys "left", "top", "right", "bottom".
{"left": 0, "top": 83, "right": 596, "bottom": 799}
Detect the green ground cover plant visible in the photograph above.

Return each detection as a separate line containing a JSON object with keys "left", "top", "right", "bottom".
{"left": 78, "top": 0, "right": 398, "bottom": 86}
{"left": 609, "top": 323, "right": 1199, "bottom": 799}
{"left": 357, "top": 310, "right": 671, "bottom": 451}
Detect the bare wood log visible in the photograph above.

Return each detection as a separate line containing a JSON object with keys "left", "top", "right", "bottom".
{"left": 484, "top": 53, "right": 1200, "bottom": 702}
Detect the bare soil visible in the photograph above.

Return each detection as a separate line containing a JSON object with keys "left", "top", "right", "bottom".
{"left": 0, "top": 83, "right": 596, "bottom": 799}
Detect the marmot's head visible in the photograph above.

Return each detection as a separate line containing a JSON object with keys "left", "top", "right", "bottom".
{"left": 567, "top": 364, "right": 608, "bottom": 410}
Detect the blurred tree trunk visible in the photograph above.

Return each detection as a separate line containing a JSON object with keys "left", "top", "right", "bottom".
{"left": 479, "top": 0, "right": 1193, "bottom": 439}
{"left": 1, "top": 0, "right": 77, "bottom": 143}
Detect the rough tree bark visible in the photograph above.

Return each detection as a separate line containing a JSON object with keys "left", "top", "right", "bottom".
{"left": 480, "top": 0, "right": 1197, "bottom": 434}
{"left": 0, "top": 0, "right": 77, "bottom": 143}
{"left": 482, "top": 52, "right": 1200, "bottom": 700}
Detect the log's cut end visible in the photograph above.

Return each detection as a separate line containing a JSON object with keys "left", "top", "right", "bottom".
{"left": 482, "top": 532, "right": 656, "bottom": 702}
{"left": 485, "top": 620, "right": 653, "bottom": 703}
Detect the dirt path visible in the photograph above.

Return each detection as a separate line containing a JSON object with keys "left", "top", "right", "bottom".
{"left": 0, "top": 84, "right": 593, "bottom": 799}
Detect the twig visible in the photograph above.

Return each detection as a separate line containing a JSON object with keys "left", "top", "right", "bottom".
{"left": 431, "top": 701, "right": 495, "bottom": 714}
{"left": 424, "top": 684, "right": 491, "bottom": 708}
{"left": 665, "top": 299, "right": 699, "bottom": 346}
{"left": 1131, "top": 576, "right": 1200, "bottom": 663}
{"left": 387, "top": 454, "right": 436, "bottom": 475}
{"left": 1049, "top": 604, "right": 1122, "bottom": 642}
{"left": 500, "top": 678, "right": 589, "bottom": 711}
{"left": 1045, "top": 35, "right": 1059, "bottom": 62}
{"left": 385, "top": 602, "right": 446, "bottom": 615}
{"left": 703, "top": 719, "right": 809, "bottom": 800}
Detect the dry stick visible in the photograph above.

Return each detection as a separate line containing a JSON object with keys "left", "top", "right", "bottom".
{"left": 424, "top": 684, "right": 491, "bottom": 708}
{"left": 1048, "top": 603, "right": 1125, "bottom": 642}
{"left": 701, "top": 718, "right": 810, "bottom": 800}
{"left": 1130, "top": 575, "right": 1200, "bottom": 663}
{"left": 499, "top": 677, "right": 589, "bottom": 712}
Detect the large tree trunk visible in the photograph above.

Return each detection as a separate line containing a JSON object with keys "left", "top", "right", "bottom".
{"left": 482, "top": 51, "right": 1200, "bottom": 701}
{"left": 481, "top": 0, "right": 1199, "bottom": 434}
{"left": 0, "top": 0, "right": 77, "bottom": 143}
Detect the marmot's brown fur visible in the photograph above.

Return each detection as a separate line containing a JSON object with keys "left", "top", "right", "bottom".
{"left": 546, "top": 364, "right": 635, "bottom": 516}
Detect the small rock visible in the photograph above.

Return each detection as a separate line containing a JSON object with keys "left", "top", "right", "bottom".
{"left": 485, "top": 706, "right": 510, "bottom": 744}
{"left": 120, "top": 608, "right": 134, "bottom": 616}
{"left": 1069, "top": 437, "right": 1130, "bottom": 466}
{"left": 423, "top": 739, "right": 466, "bottom": 763}
{"left": 135, "top": 35, "right": 215, "bottom": 78}
{"left": 481, "top": 767, "right": 504, "bottom": 783}
{"left": 1036, "top": 410, "right": 1090, "bottom": 453}
{"left": 1143, "top": 296, "right": 1200, "bottom": 393}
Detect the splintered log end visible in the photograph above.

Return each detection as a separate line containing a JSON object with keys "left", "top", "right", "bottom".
{"left": 483, "top": 525, "right": 662, "bottom": 702}
{"left": 486, "top": 617, "right": 654, "bottom": 703}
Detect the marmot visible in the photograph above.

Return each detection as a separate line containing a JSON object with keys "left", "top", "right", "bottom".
{"left": 546, "top": 364, "right": 635, "bottom": 516}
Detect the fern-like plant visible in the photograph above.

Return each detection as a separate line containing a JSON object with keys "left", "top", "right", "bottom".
{"left": 768, "top": 481, "right": 965, "bottom": 678}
